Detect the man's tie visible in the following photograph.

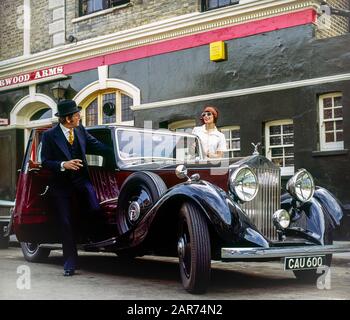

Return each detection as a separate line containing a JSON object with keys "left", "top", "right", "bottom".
{"left": 68, "top": 128, "right": 74, "bottom": 145}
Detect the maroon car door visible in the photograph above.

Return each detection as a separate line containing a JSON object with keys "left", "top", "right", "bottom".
{"left": 13, "top": 128, "right": 58, "bottom": 243}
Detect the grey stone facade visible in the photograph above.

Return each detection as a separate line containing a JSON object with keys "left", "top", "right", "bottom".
{"left": 48, "top": 0, "right": 66, "bottom": 47}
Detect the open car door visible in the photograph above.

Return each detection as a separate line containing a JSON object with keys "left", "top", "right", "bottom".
{"left": 13, "top": 127, "right": 59, "bottom": 243}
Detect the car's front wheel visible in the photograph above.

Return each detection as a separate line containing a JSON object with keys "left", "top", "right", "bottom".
{"left": 178, "top": 202, "right": 211, "bottom": 294}
{"left": 20, "top": 242, "right": 50, "bottom": 262}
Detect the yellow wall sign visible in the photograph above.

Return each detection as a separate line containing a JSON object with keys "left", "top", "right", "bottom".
{"left": 210, "top": 41, "right": 227, "bottom": 61}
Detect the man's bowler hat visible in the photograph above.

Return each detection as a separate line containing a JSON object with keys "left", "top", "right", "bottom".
{"left": 55, "top": 100, "right": 82, "bottom": 117}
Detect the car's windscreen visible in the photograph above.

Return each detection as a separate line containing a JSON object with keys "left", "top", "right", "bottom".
{"left": 116, "top": 129, "right": 202, "bottom": 162}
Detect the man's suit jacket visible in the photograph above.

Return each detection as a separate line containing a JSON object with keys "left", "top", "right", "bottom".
{"left": 41, "top": 123, "right": 109, "bottom": 197}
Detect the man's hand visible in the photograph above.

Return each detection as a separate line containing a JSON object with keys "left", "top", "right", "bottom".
{"left": 63, "top": 159, "right": 83, "bottom": 170}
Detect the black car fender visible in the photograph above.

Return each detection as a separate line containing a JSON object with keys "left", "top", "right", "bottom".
{"left": 281, "top": 187, "right": 343, "bottom": 244}
{"left": 129, "top": 180, "right": 268, "bottom": 248}
{"left": 313, "top": 187, "right": 343, "bottom": 227}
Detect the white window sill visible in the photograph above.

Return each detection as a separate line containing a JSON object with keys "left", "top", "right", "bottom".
{"left": 312, "top": 149, "right": 348, "bottom": 157}
{"left": 72, "top": 3, "right": 131, "bottom": 24}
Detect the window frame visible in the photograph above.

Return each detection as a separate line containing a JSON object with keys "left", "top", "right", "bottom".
{"left": 318, "top": 92, "right": 344, "bottom": 152}
{"left": 220, "top": 125, "right": 241, "bottom": 158}
{"left": 265, "top": 119, "right": 295, "bottom": 176}
{"left": 202, "top": 0, "right": 240, "bottom": 11}
{"left": 82, "top": 89, "right": 134, "bottom": 127}
{"left": 79, "top": 0, "right": 130, "bottom": 17}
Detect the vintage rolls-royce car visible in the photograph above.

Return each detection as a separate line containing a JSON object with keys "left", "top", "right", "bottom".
{"left": 11, "top": 125, "right": 350, "bottom": 293}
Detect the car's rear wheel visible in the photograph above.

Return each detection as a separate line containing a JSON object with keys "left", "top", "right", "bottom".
{"left": 117, "top": 171, "right": 167, "bottom": 234}
{"left": 178, "top": 202, "right": 211, "bottom": 294}
{"left": 20, "top": 242, "right": 51, "bottom": 262}
{"left": 293, "top": 231, "right": 333, "bottom": 283}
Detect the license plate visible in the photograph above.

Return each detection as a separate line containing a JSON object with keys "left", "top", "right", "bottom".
{"left": 284, "top": 255, "right": 326, "bottom": 271}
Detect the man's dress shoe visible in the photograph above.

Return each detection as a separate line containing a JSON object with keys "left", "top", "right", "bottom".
{"left": 63, "top": 269, "right": 75, "bottom": 276}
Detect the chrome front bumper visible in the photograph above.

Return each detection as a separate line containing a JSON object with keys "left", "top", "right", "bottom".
{"left": 221, "top": 244, "right": 350, "bottom": 260}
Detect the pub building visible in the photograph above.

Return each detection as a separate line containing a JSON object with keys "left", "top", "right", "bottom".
{"left": 0, "top": 0, "right": 349, "bottom": 238}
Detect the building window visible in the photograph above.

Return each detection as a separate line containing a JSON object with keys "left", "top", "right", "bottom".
{"left": 168, "top": 120, "right": 196, "bottom": 133}
{"left": 86, "top": 98, "right": 98, "bottom": 126}
{"left": 102, "top": 93, "right": 117, "bottom": 124}
{"left": 83, "top": 90, "right": 134, "bottom": 127}
{"left": 220, "top": 126, "right": 241, "bottom": 158}
{"left": 79, "top": 0, "right": 130, "bottom": 16}
{"left": 29, "top": 108, "right": 52, "bottom": 121}
{"left": 121, "top": 94, "right": 134, "bottom": 122}
{"left": 265, "top": 120, "right": 294, "bottom": 176}
{"left": 202, "top": 0, "right": 239, "bottom": 11}
{"left": 319, "top": 93, "right": 344, "bottom": 151}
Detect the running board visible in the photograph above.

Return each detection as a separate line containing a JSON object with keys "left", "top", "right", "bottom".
{"left": 83, "top": 237, "right": 118, "bottom": 250}
{"left": 39, "top": 238, "right": 118, "bottom": 251}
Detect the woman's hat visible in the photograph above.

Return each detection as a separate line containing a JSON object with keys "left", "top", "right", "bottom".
{"left": 203, "top": 106, "right": 218, "bottom": 119}
{"left": 200, "top": 105, "right": 219, "bottom": 123}
{"left": 55, "top": 100, "right": 82, "bottom": 117}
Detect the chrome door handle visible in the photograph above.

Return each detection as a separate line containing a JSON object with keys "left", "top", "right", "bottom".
{"left": 39, "top": 186, "right": 49, "bottom": 196}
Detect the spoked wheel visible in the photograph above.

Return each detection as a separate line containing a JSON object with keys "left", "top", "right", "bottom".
{"left": 117, "top": 172, "right": 167, "bottom": 234}
{"left": 20, "top": 242, "right": 51, "bottom": 262}
{"left": 178, "top": 202, "right": 211, "bottom": 294}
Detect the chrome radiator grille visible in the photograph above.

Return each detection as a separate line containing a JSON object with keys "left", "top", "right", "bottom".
{"left": 240, "top": 166, "right": 281, "bottom": 240}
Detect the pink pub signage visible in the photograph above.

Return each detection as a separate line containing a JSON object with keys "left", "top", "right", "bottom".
{"left": 0, "top": 66, "right": 64, "bottom": 89}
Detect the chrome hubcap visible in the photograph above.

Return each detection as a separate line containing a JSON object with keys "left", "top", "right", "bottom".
{"left": 128, "top": 201, "right": 141, "bottom": 222}
{"left": 177, "top": 237, "right": 185, "bottom": 259}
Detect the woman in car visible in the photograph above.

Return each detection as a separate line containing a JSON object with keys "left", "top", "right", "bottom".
{"left": 192, "top": 105, "right": 227, "bottom": 158}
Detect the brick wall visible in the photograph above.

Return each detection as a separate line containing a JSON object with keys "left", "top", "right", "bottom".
{"left": 0, "top": 0, "right": 24, "bottom": 60}
{"left": 7, "top": 1, "right": 347, "bottom": 59}
{"left": 317, "top": 0, "right": 349, "bottom": 39}
{"left": 1, "top": 0, "right": 200, "bottom": 59}
{"left": 67, "top": 0, "right": 200, "bottom": 43}
{"left": 30, "top": 0, "right": 51, "bottom": 54}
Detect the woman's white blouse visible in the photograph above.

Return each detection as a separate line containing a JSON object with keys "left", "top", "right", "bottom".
{"left": 192, "top": 125, "right": 227, "bottom": 156}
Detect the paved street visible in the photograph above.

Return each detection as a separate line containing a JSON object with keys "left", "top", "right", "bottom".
{"left": 0, "top": 243, "right": 349, "bottom": 300}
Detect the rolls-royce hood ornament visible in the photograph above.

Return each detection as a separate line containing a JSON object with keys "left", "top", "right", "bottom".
{"left": 251, "top": 142, "right": 261, "bottom": 155}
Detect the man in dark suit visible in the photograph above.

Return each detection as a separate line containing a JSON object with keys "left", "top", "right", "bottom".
{"left": 41, "top": 100, "right": 110, "bottom": 276}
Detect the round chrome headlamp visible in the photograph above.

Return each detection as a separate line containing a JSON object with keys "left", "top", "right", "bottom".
{"left": 273, "top": 209, "right": 290, "bottom": 229}
{"left": 286, "top": 169, "right": 315, "bottom": 203}
{"left": 230, "top": 166, "right": 259, "bottom": 202}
